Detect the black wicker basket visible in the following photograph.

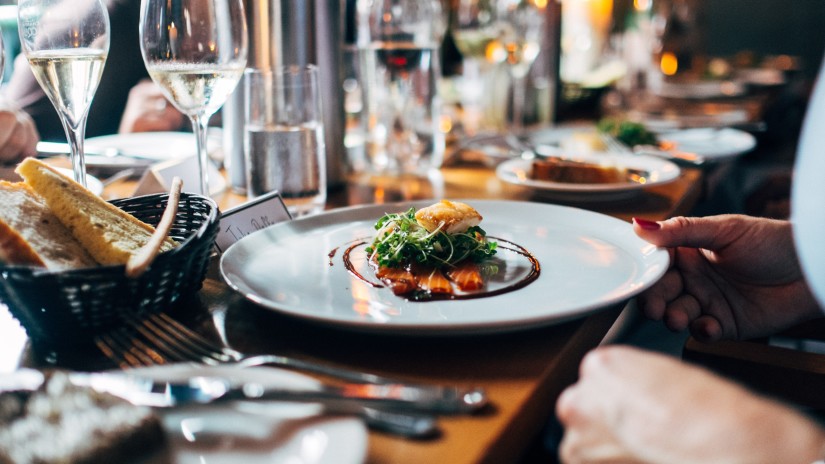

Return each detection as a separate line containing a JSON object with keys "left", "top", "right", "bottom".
{"left": 0, "top": 192, "right": 219, "bottom": 346}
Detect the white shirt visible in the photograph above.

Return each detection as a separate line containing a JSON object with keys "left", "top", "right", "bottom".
{"left": 792, "top": 56, "right": 825, "bottom": 309}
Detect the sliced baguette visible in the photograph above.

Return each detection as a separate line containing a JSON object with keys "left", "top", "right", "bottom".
{"left": 0, "top": 181, "right": 97, "bottom": 270}
{"left": 16, "top": 158, "right": 177, "bottom": 266}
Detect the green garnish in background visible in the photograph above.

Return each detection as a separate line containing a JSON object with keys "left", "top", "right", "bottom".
{"left": 597, "top": 118, "right": 658, "bottom": 147}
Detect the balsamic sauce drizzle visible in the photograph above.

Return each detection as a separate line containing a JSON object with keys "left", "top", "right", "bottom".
{"left": 333, "top": 237, "right": 541, "bottom": 301}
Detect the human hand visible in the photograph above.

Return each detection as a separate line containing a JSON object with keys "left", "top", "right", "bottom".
{"left": 0, "top": 97, "right": 39, "bottom": 165}
{"left": 118, "top": 79, "right": 185, "bottom": 133}
{"left": 632, "top": 215, "right": 823, "bottom": 342}
{"left": 556, "top": 346, "right": 825, "bottom": 464}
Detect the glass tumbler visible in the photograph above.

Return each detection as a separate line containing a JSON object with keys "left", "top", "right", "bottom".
{"left": 244, "top": 65, "right": 327, "bottom": 217}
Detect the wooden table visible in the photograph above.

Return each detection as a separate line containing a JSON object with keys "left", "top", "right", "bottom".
{"left": 3, "top": 162, "right": 704, "bottom": 463}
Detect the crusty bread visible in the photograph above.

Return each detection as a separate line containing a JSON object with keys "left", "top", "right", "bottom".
{"left": 16, "top": 158, "right": 176, "bottom": 266}
{"left": 0, "top": 181, "right": 97, "bottom": 270}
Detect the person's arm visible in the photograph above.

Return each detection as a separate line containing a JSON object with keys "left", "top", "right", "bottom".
{"left": 632, "top": 214, "right": 823, "bottom": 341}
{"left": 556, "top": 345, "right": 825, "bottom": 464}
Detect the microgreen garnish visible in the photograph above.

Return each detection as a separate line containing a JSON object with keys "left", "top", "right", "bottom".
{"left": 364, "top": 207, "right": 497, "bottom": 269}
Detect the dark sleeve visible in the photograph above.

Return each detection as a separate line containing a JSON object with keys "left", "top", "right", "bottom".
{"left": 3, "top": 0, "right": 149, "bottom": 142}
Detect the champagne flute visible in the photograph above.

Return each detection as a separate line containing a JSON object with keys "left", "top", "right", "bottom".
{"left": 140, "top": 0, "right": 247, "bottom": 195}
{"left": 451, "top": 0, "right": 499, "bottom": 135}
{"left": 17, "top": 0, "right": 110, "bottom": 187}
{"left": 0, "top": 25, "right": 6, "bottom": 80}
{"left": 490, "top": 0, "right": 544, "bottom": 134}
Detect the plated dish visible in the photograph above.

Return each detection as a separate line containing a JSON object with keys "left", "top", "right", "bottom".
{"left": 528, "top": 124, "right": 756, "bottom": 162}
{"left": 220, "top": 200, "right": 670, "bottom": 335}
{"left": 496, "top": 154, "right": 681, "bottom": 201}
{"left": 85, "top": 131, "right": 222, "bottom": 162}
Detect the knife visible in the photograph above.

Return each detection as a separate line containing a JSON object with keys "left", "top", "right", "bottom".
{"left": 70, "top": 372, "right": 488, "bottom": 415}
{"left": 632, "top": 145, "right": 707, "bottom": 167}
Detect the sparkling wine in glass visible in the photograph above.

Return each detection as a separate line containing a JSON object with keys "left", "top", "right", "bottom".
{"left": 451, "top": 0, "right": 500, "bottom": 134}
{"left": 490, "top": 0, "right": 545, "bottom": 134}
{"left": 17, "top": 0, "right": 110, "bottom": 187}
{"left": 140, "top": 0, "right": 247, "bottom": 195}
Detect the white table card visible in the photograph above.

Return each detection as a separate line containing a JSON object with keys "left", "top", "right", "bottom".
{"left": 214, "top": 190, "right": 292, "bottom": 252}
{"left": 133, "top": 155, "right": 226, "bottom": 197}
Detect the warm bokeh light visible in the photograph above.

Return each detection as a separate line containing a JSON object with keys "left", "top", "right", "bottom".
{"left": 660, "top": 52, "right": 678, "bottom": 75}
{"left": 633, "top": 0, "right": 652, "bottom": 11}
{"left": 439, "top": 115, "right": 453, "bottom": 134}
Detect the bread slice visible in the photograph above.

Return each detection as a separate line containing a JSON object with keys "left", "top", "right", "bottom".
{"left": 0, "top": 181, "right": 97, "bottom": 270}
{"left": 16, "top": 158, "right": 176, "bottom": 266}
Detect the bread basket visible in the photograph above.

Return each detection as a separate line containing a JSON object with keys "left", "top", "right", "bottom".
{"left": 0, "top": 192, "right": 219, "bottom": 347}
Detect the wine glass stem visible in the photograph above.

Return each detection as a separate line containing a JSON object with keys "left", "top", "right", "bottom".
{"left": 511, "top": 74, "right": 526, "bottom": 135}
{"left": 64, "top": 118, "right": 88, "bottom": 188}
{"left": 190, "top": 113, "right": 212, "bottom": 195}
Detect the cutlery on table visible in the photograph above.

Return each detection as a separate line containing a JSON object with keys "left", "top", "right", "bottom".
{"left": 71, "top": 371, "right": 487, "bottom": 414}
{"left": 97, "top": 312, "right": 485, "bottom": 401}
{"left": 68, "top": 370, "right": 481, "bottom": 438}
{"left": 632, "top": 145, "right": 706, "bottom": 167}
{"left": 94, "top": 312, "right": 489, "bottom": 437}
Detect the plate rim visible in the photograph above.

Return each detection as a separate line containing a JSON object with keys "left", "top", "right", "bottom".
{"left": 659, "top": 127, "right": 757, "bottom": 159}
{"left": 219, "top": 199, "right": 670, "bottom": 336}
{"left": 85, "top": 131, "right": 222, "bottom": 160}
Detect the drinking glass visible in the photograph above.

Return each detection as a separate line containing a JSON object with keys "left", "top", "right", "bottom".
{"left": 490, "top": 0, "right": 545, "bottom": 134}
{"left": 0, "top": 25, "right": 5, "bottom": 80}
{"left": 140, "top": 0, "right": 248, "bottom": 195}
{"left": 17, "top": 0, "right": 110, "bottom": 187}
{"left": 451, "top": 0, "right": 500, "bottom": 135}
{"left": 244, "top": 65, "right": 327, "bottom": 217}
{"left": 361, "top": 0, "right": 446, "bottom": 175}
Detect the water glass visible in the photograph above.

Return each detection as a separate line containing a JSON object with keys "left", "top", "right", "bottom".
{"left": 244, "top": 65, "right": 327, "bottom": 217}
{"left": 352, "top": 0, "right": 446, "bottom": 176}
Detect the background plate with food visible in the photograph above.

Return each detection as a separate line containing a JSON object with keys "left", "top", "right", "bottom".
{"left": 495, "top": 154, "right": 681, "bottom": 202}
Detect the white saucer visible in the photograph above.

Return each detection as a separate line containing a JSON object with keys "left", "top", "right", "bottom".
{"left": 85, "top": 131, "right": 223, "bottom": 162}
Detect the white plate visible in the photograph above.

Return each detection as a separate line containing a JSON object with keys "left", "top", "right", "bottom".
{"left": 0, "top": 366, "right": 368, "bottom": 464}
{"left": 220, "top": 200, "right": 670, "bottom": 335}
{"left": 529, "top": 124, "right": 756, "bottom": 162}
{"left": 658, "top": 128, "right": 756, "bottom": 160}
{"left": 129, "top": 364, "right": 368, "bottom": 464}
{"left": 85, "top": 131, "right": 222, "bottom": 161}
{"left": 0, "top": 166, "right": 103, "bottom": 196}
{"left": 495, "top": 154, "right": 681, "bottom": 201}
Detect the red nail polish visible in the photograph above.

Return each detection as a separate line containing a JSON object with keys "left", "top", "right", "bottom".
{"left": 633, "top": 217, "right": 661, "bottom": 230}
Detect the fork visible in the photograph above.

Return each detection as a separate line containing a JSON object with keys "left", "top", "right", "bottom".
{"left": 95, "top": 312, "right": 486, "bottom": 403}
{"left": 98, "top": 313, "right": 416, "bottom": 385}
{"left": 598, "top": 133, "right": 635, "bottom": 155}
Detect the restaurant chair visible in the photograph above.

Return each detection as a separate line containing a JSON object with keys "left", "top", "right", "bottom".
{"left": 682, "top": 318, "right": 825, "bottom": 417}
